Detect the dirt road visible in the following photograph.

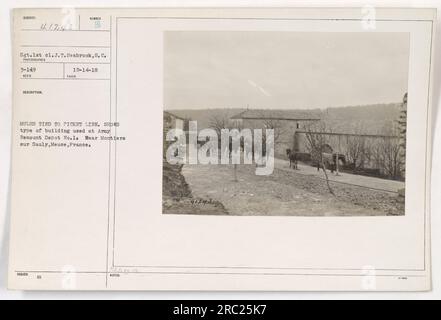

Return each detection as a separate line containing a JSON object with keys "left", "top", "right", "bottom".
{"left": 274, "top": 158, "right": 404, "bottom": 193}
{"left": 182, "top": 164, "right": 404, "bottom": 216}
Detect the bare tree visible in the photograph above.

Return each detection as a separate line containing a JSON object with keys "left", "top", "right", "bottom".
{"left": 209, "top": 112, "right": 243, "bottom": 182}
{"left": 371, "top": 124, "right": 401, "bottom": 179}
{"left": 261, "top": 116, "right": 286, "bottom": 144}
{"left": 343, "top": 123, "right": 371, "bottom": 172}
{"left": 208, "top": 113, "right": 231, "bottom": 137}
{"left": 380, "top": 137, "right": 401, "bottom": 179}
{"left": 303, "top": 121, "right": 335, "bottom": 195}
{"left": 345, "top": 135, "right": 368, "bottom": 171}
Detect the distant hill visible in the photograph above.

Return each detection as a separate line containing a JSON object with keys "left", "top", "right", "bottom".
{"left": 324, "top": 103, "right": 401, "bottom": 120}
{"left": 166, "top": 103, "right": 403, "bottom": 135}
{"left": 323, "top": 103, "right": 402, "bottom": 135}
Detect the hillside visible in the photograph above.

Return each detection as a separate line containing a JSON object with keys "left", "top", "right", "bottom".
{"left": 323, "top": 103, "right": 402, "bottom": 135}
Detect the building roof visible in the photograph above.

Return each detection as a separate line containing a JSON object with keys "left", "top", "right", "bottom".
{"left": 230, "top": 109, "right": 321, "bottom": 121}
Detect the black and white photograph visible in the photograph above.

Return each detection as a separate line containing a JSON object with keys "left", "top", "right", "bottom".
{"left": 163, "top": 31, "right": 409, "bottom": 216}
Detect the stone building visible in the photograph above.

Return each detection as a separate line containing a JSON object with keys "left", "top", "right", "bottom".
{"left": 163, "top": 111, "right": 185, "bottom": 159}
{"left": 230, "top": 109, "right": 321, "bottom": 158}
{"left": 230, "top": 108, "right": 403, "bottom": 179}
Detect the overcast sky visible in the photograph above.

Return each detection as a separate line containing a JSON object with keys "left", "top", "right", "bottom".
{"left": 164, "top": 31, "right": 409, "bottom": 110}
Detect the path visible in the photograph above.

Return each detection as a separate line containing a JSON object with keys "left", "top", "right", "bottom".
{"left": 274, "top": 158, "right": 404, "bottom": 193}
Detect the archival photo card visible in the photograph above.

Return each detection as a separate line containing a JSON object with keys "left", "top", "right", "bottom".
{"left": 8, "top": 7, "right": 435, "bottom": 291}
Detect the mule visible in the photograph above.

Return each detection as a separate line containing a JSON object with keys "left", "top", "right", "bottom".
{"left": 286, "top": 148, "right": 299, "bottom": 170}
{"left": 317, "top": 153, "right": 346, "bottom": 173}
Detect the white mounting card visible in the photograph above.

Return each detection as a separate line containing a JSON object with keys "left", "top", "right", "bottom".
{"left": 8, "top": 7, "right": 436, "bottom": 291}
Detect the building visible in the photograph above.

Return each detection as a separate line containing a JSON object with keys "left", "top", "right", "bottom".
{"left": 163, "top": 111, "right": 186, "bottom": 159}
{"left": 230, "top": 108, "right": 402, "bottom": 179}
{"left": 230, "top": 109, "right": 321, "bottom": 157}
{"left": 164, "top": 110, "right": 185, "bottom": 132}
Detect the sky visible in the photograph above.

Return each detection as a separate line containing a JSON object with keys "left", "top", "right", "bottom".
{"left": 164, "top": 31, "right": 409, "bottom": 110}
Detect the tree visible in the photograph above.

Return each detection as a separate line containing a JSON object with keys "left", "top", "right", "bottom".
{"left": 371, "top": 124, "right": 401, "bottom": 179}
{"left": 398, "top": 93, "right": 407, "bottom": 178}
{"left": 303, "top": 121, "right": 335, "bottom": 195}
{"left": 343, "top": 122, "right": 372, "bottom": 172}
{"left": 260, "top": 116, "right": 286, "bottom": 144}
{"left": 208, "top": 113, "right": 231, "bottom": 138}
{"left": 209, "top": 112, "right": 243, "bottom": 182}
